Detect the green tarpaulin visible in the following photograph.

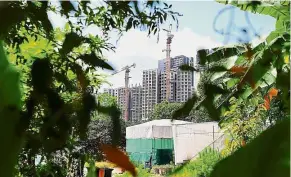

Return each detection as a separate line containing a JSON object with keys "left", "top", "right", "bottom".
{"left": 126, "top": 138, "right": 174, "bottom": 165}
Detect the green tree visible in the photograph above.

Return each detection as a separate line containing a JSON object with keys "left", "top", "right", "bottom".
{"left": 0, "top": 1, "right": 181, "bottom": 176}
{"left": 220, "top": 96, "right": 266, "bottom": 156}
{"left": 150, "top": 101, "right": 212, "bottom": 123}
{"left": 150, "top": 101, "right": 182, "bottom": 120}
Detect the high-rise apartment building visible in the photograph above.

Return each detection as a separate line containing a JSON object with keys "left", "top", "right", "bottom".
{"left": 103, "top": 88, "right": 118, "bottom": 97}
{"left": 158, "top": 70, "right": 177, "bottom": 102}
{"left": 158, "top": 55, "right": 194, "bottom": 103}
{"left": 176, "top": 69, "right": 193, "bottom": 102}
{"left": 103, "top": 54, "right": 201, "bottom": 122}
{"left": 142, "top": 69, "right": 158, "bottom": 120}
{"left": 129, "top": 84, "right": 143, "bottom": 122}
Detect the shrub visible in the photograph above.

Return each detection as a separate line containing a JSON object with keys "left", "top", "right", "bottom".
{"left": 116, "top": 164, "right": 151, "bottom": 177}
{"left": 170, "top": 148, "right": 222, "bottom": 177}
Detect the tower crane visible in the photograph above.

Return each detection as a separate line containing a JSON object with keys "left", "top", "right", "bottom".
{"left": 162, "top": 24, "right": 174, "bottom": 102}
{"left": 111, "top": 63, "right": 136, "bottom": 121}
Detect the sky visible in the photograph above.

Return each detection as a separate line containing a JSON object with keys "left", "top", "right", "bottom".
{"left": 49, "top": 1, "right": 276, "bottom": 91}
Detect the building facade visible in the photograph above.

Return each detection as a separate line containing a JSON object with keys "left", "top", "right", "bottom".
{"left": 158, "top": 55, "right": 194, "bottom": 103}
{"left": 103, "top": 54, "right": 201, "bottom": 122}
{"left": 103, "top": 88, "right": 118, "bottom": 97}
{"left": 142, "top": 69, "right": 159, "bottom": 120}
{"left": 129, "top": 84, "right": 143, "bottom": 122}
{"left": 158, "top": 70, "right": 177, "bottom": 102}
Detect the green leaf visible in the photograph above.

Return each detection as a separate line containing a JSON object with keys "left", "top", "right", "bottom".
{"left": 78, "top": 93, "right": 97, "bottom": 139}
{"left": 27, "top": 2, "right": 53, "bottom": 39}
{"left": 79, "top": 53, "right": 114, "bottom": 70}
{"left": 126, "top": 17, "right": 133, "bottom": 31}
{"left": 197, "top": 49, "right": 208, "bottom": 65}
{"left": 62, "top": 32, "right": 84, "bottom": 55}
{"left": 54, "top": 72, "right": 77, "bottom": 92}
{"left": 227, "top": 78, "right": 240, "bottom": 89}
{"left": 179, "top": 64, "right": 197, "bottom": 71}
{"left": 0, "top": 3, "right": 26, "bottom": 38}
{"left": 97, "top": 105, "right": 121, "bottom": 146}
{"left": 0, "top": 40, "right": 23, "bottom": 177}
{"left": 60, "top": 1, "right": 76, "bottom": 16}
{"left": 202, "top": 83, "right": 229, "bottom": 121}
{"left": 204, "top": 83, "right": 229, "bottom": 95}
{"left": 172, "top": 94, "right": 199, "bottom": 119}
{"left": 210, "top": 117, "right": 290, "bottom": 177}
{"left": 201, "top": 97, "right": 221, "bottom": 121}
{"left": 207, "top": 65, "right": 228, "bottom": 72}
{"left": 216, "top": 1, "right": 290, "bottom": 20}
{"left": 207, "top": 45, "right": 245, "bottom": 64}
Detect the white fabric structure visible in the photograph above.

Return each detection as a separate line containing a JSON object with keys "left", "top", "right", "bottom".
{"left": 126, "top": 120, "right": 225, "bottom": 165}
{"left": 172, "top": 122, "right": 225, "bottom": 165}
{"left": 126, "top": 119, "right": 191, "bottom": 139}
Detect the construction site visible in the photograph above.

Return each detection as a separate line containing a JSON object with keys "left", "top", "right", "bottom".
{"left": 103, "top": 25, "right": 211, "bottom": 122}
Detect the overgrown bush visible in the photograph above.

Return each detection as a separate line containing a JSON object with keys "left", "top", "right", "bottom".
{"left": 170, "top": 148, "right": 222, "bottom": 177}
{"left": 116, "top": 164, "right": 151, "bottom": 177}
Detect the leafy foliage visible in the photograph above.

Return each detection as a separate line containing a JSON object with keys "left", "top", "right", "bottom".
{"left": 0, "top": 40, "right": 23, "bottom": 177}
{"left": 150, "top": 101, "right": 182, "bottom": 120}
{"left": 174, "top": 0, "right": 290, "bottom": 123}
{"left": 210, "top": 117, "right": 290, "bottom": 177}
{"left": 0, "top": 1, "right": 181, "bottom": 177}
{"left": 220, "top": 96, "right": 267, "bottom": 156}
{"left": 171, "top": 1, "right": 290, "bottom": 177}
{"left": 151, "top": 101, "right": 212, "bottom": 123}
{"left": 170, "top": 148, "right": 222, "bottom": 177}
{"left": 116, "top": 164, "right": 151, "bottom": 177}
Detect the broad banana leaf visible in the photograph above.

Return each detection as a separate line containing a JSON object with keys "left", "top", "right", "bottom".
{"left": 210, "top": 117, "right": 290, "bottom": 177}
{"left": 0, "top": 40, "right": 23, "bottom": 177}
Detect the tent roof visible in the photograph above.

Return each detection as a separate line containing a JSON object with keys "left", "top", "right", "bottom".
{"left": 128, "top": 119, "right": 191, "bottom": 128}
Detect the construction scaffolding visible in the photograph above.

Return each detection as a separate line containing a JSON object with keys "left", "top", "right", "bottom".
{"left": 162, "top": 24, "right": 174, "bottom": 102}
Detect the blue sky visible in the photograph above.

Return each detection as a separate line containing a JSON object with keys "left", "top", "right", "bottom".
{"left": 167, "top": 1, "right": 275, "bottom": 44}
{"left": 49, "top": 1, "right": 276, "bottom": 90}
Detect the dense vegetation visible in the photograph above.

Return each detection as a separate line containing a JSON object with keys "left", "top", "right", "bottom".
{"left": 175, "top": 1, "right": 290, "bottom": 177}
{"left": 150, "top": 101, "right": 212, "bottom": 123}
{"left": 0, "top": 1, "right": 181, "bottom": 177}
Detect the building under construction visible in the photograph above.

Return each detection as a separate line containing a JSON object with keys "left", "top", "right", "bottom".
{"left": 103, "top": 55, "right": 196, "bottom": 121}
{"left": 158, "top": 55, "right": 194, "bottom": 103}
{"left": 103, "top": 25, "right": 210, "bottom": 121}
{"left": 142, "top": 69, "right": 159, "bottom": 120}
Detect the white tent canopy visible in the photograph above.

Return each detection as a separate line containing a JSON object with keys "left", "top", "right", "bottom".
{"left": 126, "top": 119, "right": 191, "bottom": 139}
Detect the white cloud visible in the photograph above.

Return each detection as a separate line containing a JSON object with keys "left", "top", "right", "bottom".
{"left": 99, "top": 27, "right": 222, "bottom": 90}
{"left": 47, "top": 10, "right": 223, "bottom": 92}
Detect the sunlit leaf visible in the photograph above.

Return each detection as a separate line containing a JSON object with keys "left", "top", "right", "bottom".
{"left": 284, "top": 55, "right": 289, "bottom": 64}
{"left": 210, "top": 118, "right": 290, "bottom": 177}
{"left": 101, "top": 144, "right": 137, "bottom": 177}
